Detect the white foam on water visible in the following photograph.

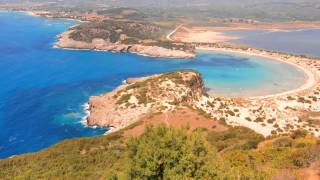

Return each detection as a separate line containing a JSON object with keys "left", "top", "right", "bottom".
{"left": 80, "top": 103, "right": 90, "bottom": 127}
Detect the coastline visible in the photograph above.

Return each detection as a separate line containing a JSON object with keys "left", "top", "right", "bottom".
{"left": 85, "top": 70, "right": 205, "bottom": 131}
{"left": 21, "top": 10, "right": 195, "bottom": 59}
{"left": 78, "top": 44, "right": 320, "bottom": 136}
{"left": 23, "top": 10, "right": 86, "bottom": 23}
{"left": 54, "top": 45, "right": 195, "bottom": 60}
{"left": 51, "top": 18, "right": 320, "bottom": 136}
{"left": 54, "top": 30, "right": 196, "bottom": 59}
{"left": 85, "top": 64, "right": 320, "bottom": 137}
{"left": 196, "top": 47, "right": 319, "bottom": 99}
{"left": 11, "top": 9, "right": 320, "bottom": 137}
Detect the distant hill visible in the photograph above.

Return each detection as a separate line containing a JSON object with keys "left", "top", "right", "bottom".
{"left": 1, "top": 0, "right": 320, "bottom": 21}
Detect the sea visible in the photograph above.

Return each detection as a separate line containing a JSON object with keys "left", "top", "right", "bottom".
{"left": 0, "top": 11, "right": 312, "bottom": 158}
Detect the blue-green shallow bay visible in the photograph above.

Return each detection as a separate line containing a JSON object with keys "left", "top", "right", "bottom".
{"left": 0, "top": 12, "right": 305, "bottom": 158}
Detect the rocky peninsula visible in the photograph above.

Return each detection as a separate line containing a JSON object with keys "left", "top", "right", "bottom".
{"left": 87, "top": 71, "right": 204, "bottom": 129}
{"left": 55, "top": 20, "right": 195, "bottom": 59}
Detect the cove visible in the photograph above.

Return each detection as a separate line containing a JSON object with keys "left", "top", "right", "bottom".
{"left": 0, "top": 12, "right": 306, "bottom": 158}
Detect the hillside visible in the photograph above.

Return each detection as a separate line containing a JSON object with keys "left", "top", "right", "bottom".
{"left": 69, "top": 20, "right": 163, "bottom": 44}
{"left": 1, "top": 0, "right": 320, "bottom": 21}
{"left": 55, "top": 20, "right": 195, "bottom": 58}
{"left": 0, "top": 124, "right": 319, "bottom": 179}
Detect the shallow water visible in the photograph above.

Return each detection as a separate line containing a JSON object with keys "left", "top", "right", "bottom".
{"left": 223, "top": 29, "right": 320, "bottom": 57}
{"left": 0, "top": 12, "right": 306, "bottom": 158}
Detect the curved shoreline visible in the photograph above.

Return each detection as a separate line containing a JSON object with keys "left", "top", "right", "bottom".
{"left": 21, "top": 10, "right": 318, "bottom": 99}
{"left": 196, "top": 47, "right": 318, "bottom": 99}
{"left": 21, "top": 9, "right": 319, "bottom": 137}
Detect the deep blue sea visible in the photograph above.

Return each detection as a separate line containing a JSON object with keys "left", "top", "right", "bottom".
{"left": 223, "top": 29, "right": 320, "bottom": 57}
{"left": 0, "top": 12, "right": 306, "bottom": 158}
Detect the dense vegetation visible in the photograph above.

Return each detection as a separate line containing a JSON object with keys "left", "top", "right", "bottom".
{"left": 128, "top": 125, "right": 211, "bottom": 179}
{"left": 1, "top": 123, "right": 319, "bottom": 179}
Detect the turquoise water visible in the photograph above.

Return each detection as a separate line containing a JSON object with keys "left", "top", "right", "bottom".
{"left": 223, "top": 29, "right": 320, "bottom": 57}
{"left": 0, "top": 12, "right": 306, "bottom": 158}
{"left": 198, "top": 50, "right": 306, "bottom": 97}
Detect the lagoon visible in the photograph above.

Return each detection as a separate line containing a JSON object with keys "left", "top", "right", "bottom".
{"left": 223, "top": 29, "right": 320, "bottom": 58}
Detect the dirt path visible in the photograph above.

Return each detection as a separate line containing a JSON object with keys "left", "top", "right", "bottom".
{"left": 166, "top": 24, "right": 183, "bottom": 41}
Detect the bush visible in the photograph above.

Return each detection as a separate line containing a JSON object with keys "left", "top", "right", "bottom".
{"left": 291, "top": 129, "right": 308, "bottom": 139}
{"left": 241, "top": 139, "right": 260, "bottom": 150}
{"left": 290, "top": 149, "right": 314, "bottom": 168}
{"left": 273, "top": 137, "right": 293, "bottom": 148}
{"left": 207, "top": 127, "right": 264, "bottom": 152}
{"left": 128, "top": 125, "right": 214, "bottom": 179}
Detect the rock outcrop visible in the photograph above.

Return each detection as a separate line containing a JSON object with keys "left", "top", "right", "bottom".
{"left": 87, "top": 71, "right": 204, "bottom": 128}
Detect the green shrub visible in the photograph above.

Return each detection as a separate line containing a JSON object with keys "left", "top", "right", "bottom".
{"left": 290, "top": 129, "right": 308, "bottom": 139}
{"left": 128, "top": 125, "right": 215, "bottom": 179}
{"left": 116, "top": 93, "right": 131, "bottom": 104}
{"left": 241, "top": 139, "right": 261, "bottom": 150}
{"left": 207, "top": 127, "right": 264, "bottom": 152}
{"left": 273, "top": 137, "right": 293, "bottom": 148}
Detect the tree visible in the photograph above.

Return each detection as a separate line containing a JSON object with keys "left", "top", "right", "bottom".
{"left": 127, "top": 125, "right": 214, "bottom": 179}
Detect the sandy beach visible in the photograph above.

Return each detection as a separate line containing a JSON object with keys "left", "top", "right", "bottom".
{"left": 25, "top": 10, "right": 50, "bottom": 17}
{"left": 171, "top": 26, "right": 238, "bottom": 43}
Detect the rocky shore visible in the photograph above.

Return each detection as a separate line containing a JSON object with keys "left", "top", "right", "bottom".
{"left": 55, "top": 30, "right": 195, "bottom": 59}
